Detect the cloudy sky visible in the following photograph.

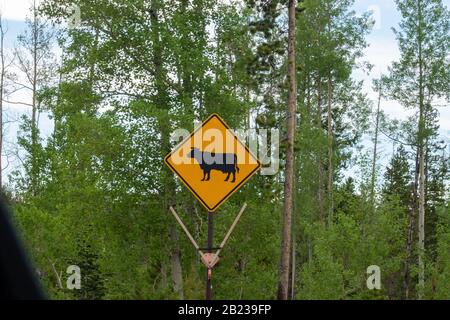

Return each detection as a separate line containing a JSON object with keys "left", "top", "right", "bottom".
{"left": 0, "top": 0, "right": 449, "bottom": 185}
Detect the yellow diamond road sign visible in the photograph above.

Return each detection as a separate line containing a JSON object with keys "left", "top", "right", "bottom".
{"left": 165, "top": 114, "right": 261, "bottom": 212}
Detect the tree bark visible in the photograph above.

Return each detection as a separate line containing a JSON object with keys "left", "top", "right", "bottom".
{"left": 151, "top": 0, "right": 184, "bottom": 299}
{"left": 327, "top": 75, "right": 333, "bottom": 223}
{"left": 418, "top": 143, "right": 425, "bottom": 299}
{"left": 316, "top": 77, "right": 325, "bottom": 223}
{"left": 371, "top": 82, "right": 382, "bottom": 205}
{"left": 30, "top": 0, "right": 39, "bottom": 195}
{"left": 404, "top": 150, "right": 419, "bottom": 299}
{"left": 0, "top": 17, "right": 5, "bottom": 190}
{"left": 278, "top": 0, "right": 297, "bottom": 300}
{"left": 417, "top": 0, "right": 425, "bottom": 300}
{"left": 290, "top": 233, "right": 296, "bottom": 300}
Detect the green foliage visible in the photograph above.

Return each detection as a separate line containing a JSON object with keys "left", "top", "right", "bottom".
{"left": 428, "top": 204, "right": 450, "bottom": 299}
{"left": 298, "top": 183, "right": 407, "bottom": 300}
{"left": 6, "top": 0, "right": 449, "bottom": 300}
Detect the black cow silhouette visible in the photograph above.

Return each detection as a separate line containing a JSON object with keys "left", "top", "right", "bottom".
{"left": 188, "top": 148, "right": 240, "bottom": 182}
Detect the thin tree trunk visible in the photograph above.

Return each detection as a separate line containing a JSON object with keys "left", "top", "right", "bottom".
{"left": 418, "top": 144, "right": 425, "bottom": 299}
{"left": 417, "top": 0, "right": 425, "bottom": 300}
{"left": 289, "top": 154, "right": 300, "bottom": 300}
{"left": 404, "top": 149, "right": 419, "bottom": 299}
{"left": 0, "top": 17, "right": 5, "bottom": 190}
{"left": 278, "top": 0, "right": 297, "bottom": 300}
{"left": 424, "top": 135, "right": 429, "bottom": 222}
{"left": 316, "top": 78, "right": 325, "bottom": 222}
{"left": 326, "top": 75, "right": 333, "bottom": 223}
{"left": 49, "top": 260, "right": 63, "bottom": 289}
{"left": 151, "top": 1, "right": 184, "bottom": 299}
{"left": 30, "top": 0, "right": 39, "bottom": 195}
{"left": 371, "top": 82, "right": 382, "bottom": 205}
{"left": 290, "top": 233, "right": 296, "bottom": 300}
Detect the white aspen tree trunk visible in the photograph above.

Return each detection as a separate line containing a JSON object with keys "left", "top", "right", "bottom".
{"left": 417, "top": 0, "right": 425, "bottom": 300}
{"left": 150, "top": 0, "right": 184, "bottom": 299}
{"left": 371, "top": 83, "right": 382, "bottom": 205}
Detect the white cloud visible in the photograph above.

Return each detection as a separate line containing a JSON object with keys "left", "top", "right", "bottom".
{"left": 0, "top": 0, "right": 40, "bottom": 21}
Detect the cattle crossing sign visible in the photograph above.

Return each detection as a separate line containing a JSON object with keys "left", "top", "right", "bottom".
{"left": 165, "top": 114, "right": 260, "bottom": 300}
{"left": 164, "top": 113, "right": 261, "bottom": 212}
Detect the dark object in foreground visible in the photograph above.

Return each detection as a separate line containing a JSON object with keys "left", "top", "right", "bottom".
{"left": 0, "top": 198, "right": 45, "bottom": 300}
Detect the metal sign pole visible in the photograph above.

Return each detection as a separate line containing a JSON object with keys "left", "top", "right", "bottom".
{"left": 169, "top": 204, "right": 247, "bottom": 300}
{"left": 206, "top": 211, "right": 214, "bottom": 300}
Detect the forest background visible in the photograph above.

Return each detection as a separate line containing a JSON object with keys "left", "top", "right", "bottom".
{"left": 0, "top": 0, "right": 448, "bottom": 300}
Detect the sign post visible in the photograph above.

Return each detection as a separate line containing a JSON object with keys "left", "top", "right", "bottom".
{"left": 206, "top": 211, "right": 214, "bottom": 300}
{"left": 165, "top": 114, "right": 261, "bottom": 299}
